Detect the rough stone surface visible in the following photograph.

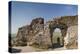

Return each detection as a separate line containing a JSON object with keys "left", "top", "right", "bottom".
{"left": 64, "top": 26, "right": 78, "bottom": 49}
{"left": 14, "top": 15, "right": 78, "bottom": 49}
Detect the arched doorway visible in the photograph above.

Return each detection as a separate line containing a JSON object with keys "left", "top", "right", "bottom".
{"left": 52, "top": 28, "right": 64, "bottom": 48}
{"left": 49, "top": 23, "right": 68, "bottom": 49}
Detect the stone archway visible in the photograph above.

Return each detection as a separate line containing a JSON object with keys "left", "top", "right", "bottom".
{"left": 52, "top": 28, "right": 63, "bottom": 48}
{"left": 49, "top": 22, "right": 68, "bottom": 48}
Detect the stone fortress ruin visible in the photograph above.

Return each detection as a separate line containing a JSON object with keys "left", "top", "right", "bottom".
{"left": 14, "top": 15, "right": 78, "bottom": 49}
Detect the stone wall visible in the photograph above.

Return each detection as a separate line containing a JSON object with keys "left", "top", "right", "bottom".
{"left": 64, "top": 26, "right": 78, "bottom": 49}
{"left": 14, "top": 15, "right": 78, "bottom": 49}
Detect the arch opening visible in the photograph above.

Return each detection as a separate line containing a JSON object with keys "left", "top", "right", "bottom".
{"left": 52, "top": 28, "right": 64, "bottom": 48}
{"left": 49, "top": 23, "right": 68, "bottom": 49}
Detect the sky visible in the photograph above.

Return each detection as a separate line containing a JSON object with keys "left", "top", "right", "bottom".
{"left": 10, "top": 1, "right": 78, "bottom": 34}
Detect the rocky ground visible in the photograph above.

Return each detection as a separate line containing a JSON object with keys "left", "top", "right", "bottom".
{"left": 12, "top": 46, "right": 67, "bottom": 53}
{"left": 12, "top": 46, "right": 45, "bottom": 53}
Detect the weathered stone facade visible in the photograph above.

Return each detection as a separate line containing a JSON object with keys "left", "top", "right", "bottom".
{"left": 15, "top": 15, "right": 78, "bottom": 49}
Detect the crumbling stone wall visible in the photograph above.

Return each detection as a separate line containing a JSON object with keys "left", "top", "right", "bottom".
{"left": 15, "top": 15, "right": 78, "bottom": 49}
{"left": 48, "top": 15, "right": 78, "bottom": 49}
{"left": 64, "top": 26, "right": 78, "bottom": 49}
